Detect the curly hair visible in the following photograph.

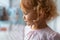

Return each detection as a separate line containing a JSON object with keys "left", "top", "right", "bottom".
{"left": 20, "top": 0, "right": 58, "bottom": 28}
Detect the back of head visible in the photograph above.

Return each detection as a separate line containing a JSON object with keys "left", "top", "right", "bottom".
{"left": 20, "top": 0, "right": 58, "bottom": 21}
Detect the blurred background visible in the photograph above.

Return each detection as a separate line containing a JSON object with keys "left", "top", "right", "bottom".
{"left": 0, "top": 0, "right": 60, "bottom": 40}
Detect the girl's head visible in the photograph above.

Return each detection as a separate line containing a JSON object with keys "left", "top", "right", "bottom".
{"left": 20, "top": 0, "right": 58, "bottom": 27}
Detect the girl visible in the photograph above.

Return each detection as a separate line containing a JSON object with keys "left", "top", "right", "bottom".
{"left": 20, "top": 0, "right": 60, "bottom": 40}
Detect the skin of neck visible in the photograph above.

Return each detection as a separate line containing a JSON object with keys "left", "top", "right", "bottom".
{"left": 31, "top": 20, "right": 48, "bottom": 30}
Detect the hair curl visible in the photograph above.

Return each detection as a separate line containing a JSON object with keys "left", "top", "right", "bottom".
{"left": 20, "top": 0, "right": 58, "bottom": 28}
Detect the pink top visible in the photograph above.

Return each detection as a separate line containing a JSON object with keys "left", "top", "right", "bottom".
{"left": 24, "top": 25, "right": 60, "bottom": 40}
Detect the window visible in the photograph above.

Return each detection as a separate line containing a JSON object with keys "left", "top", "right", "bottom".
{"left": 0, "top": 0, "right": 9, "bottom": 7}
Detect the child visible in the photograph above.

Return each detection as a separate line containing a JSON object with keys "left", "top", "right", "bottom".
{"left": 20, "top": 0, "right": 60, "bottom": 40}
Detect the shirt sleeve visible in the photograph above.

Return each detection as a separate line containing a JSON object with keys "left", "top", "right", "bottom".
{"left": 53, "top": 33, "right": 60, "bottom": 40}
{"left": 49, "top": 32, "right": 60, "bottom": 40}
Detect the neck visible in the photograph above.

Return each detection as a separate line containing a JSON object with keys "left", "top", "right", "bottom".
{"left": 31, "top": 21, "right": 48, "bottom": 30}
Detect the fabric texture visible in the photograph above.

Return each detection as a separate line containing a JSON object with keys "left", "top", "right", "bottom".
{"left": 24, "top": 25, "right": 60, "bottom": 40}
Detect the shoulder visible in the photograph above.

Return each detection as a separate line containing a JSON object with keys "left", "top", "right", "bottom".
{"left": 45, "top": 27, "right": 60, "bottom": 40}
{"left": 24, "top": 27, "right": 50, "bottom": 40}
{"left": 49, "top": 32, "right": 60, "bottom": 40}
{"left": 24, "top": 27, "right": 60, "bottom": 40}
